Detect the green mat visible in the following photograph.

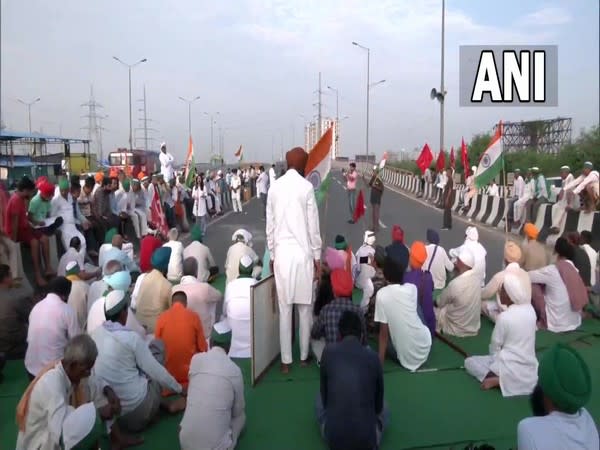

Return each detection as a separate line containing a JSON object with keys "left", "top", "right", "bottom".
{"left": 442, "top": 316, "right": 600, "bottom": 357}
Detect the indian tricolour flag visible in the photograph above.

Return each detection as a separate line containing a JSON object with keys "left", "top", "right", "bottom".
{"left": 305, "top": 125, "right": 333, "bottom": 206}
{"left": 475, "top": 121, "right": 504, "bottom": 189}
{"left": 234, "top": 145, "right": 243, "bottom": 162}
{"left": 184, "top": 136, "right": 195, "bottom": 187}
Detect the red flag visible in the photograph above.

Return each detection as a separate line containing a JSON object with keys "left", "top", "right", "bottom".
{"left": 461, "top": 137, "right": 470, "bottom": 177}
{"left": 416, "top": 143, "right": 434, "bottom": 174}
{"left": 436, "top": 150, "right": 446, "bottom": 172}
{"left": 150, "top": 186, "right": 169, "bottom": 237}
{"left": 449, "top": 146, "right": 455, "bottom": 169}
{"left": 353, "top": 190, "right": 365, "bottom": 222}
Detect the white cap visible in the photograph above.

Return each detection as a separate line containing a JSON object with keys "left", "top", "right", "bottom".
{"left": 465, "top": 226, "right": 479, "bottom": 242}
{"left": 104, "top": 290, "right": 128, "bottom": 317}
{"left": 62, "top": 403, "right": 96, "bottom": 450}
{"left": 65, "top": 260, "right": 80, "bottom": 274}
{"left": 373, "top": 165, "right": 378, "bottom": 170}
{"left": 584, "top": 161, "right": 593, "bottom": 168}
{"left": 531, "top": 166, "right": 540, "bottom": 172}
{"left": 560, "top": 165, "right": 570, "bottom": 171}
{"left": 458, "top": 247, "right": 475, "bottom": 268}
{"left": 232, "top": 228, "right": 253, "bottom": 244}
{"left": 364, "top": 230, "right": 376, "bottom": 246}
{"left": 240, "top": 254, "right": 253, "bottom": 269}
{"left": 471, "top": 165, "right": 477, "bottom": 172}
{"left": 160, "top": 142, "right": 166, "bottom": 149}
{"left": 217, "top": 170, "right": 223, "bottom": 175}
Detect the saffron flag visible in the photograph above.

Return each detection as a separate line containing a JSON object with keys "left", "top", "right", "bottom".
{"left": 305, "top": 126, "right": 333, "bottom": 206}
{"left": 461, "top": 137, "right": 470, "bottom": 177}
{"left": 234, "top": 145, "right": 243, "bottom": 162}
{"left": 184, "top": 136, "right": 195, "bottom": 188}
{"left": 436, "top": 149, "right": 446, "bottom": 172}
{"left": 416, "top": 143, "right": 434, "bottom": 174}
{"left": 353, "top": 189, "right": 366, "bottom": 222}
{"left": 475, "top": 121, "right": 504, "bottom": 189}
{"left": 449, "top": 146, "right": 455, "bottom": 169}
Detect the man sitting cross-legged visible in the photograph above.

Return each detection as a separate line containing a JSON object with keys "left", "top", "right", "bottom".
{"left": 16, "top": 334, "right": 140, "bottom": 450}
{"left": 135, "top": 247, "right": 173, "bottom": 333}
{"left": 179, "top": 338, "right": 246, "bottom": 450}
{"left": 91, "top": 290, "right": 185, "bottom": 433}
{"left": 311, "top": 268, "right": 366, "bottom": 363}
{"left": 183, "top": 225, "right": 218, "bottom": 282}
{"left": 155, "top": 291, "right": 207, "bottom": 398}
{"left": 435, "top": 247, "right": 482, "bottom": 337}
{"left": 465, "top": 273, "right": 539, "bottom": 397}
{"left": 316, "top": 310, "right": 388, "bottom": 450}
{"left": 376, "top": 250, "right": 432, "bottom": 371}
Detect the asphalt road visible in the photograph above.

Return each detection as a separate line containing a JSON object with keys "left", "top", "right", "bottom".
{"left": 203, "top": 171, "right": 507, "bottom": 279}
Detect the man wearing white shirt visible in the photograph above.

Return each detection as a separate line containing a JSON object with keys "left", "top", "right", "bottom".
{"left": 173, "top": 258, "right": 223, "bottom": 340}
{"left": 230, "top": 169, "right": 243, "bottom": 213}
{"left": 25, "top": 277, "right": 80, "bottom": 378}
{"left": 183, "top": 225, "right": 218, "bottom": 282}
{"left": 256, "top": 165, "right": 269, "bottom": 217}
{"left": 423, "top": 229, "right": 455, "bottom": 292}
{"left": 91, "top": 290, "right": 184, "bottom": 432}
{"left": 486, "top": 180, "right": 499, "bottom": 197}
{"left": 225, "top": 229, "right": 260, "bottom": 284}
{"left": 514, "top": 169, "right": 534, "bottom": 226}
{"left": 549, "top": 166, "right": 578, "bottom": 234}
{"left": 159, "top": 142, "right": 175, "bottom": 183}
{"left": 267, "top": 147, "right": 322, "bottom": 373}
{"left": 128, "top": 179, "right": 149, "bottom": 239}
{"left": 163, "top": 228, "right": 184, "bottom": 283}
{"left": 465, "top": 273, "right": 538, "bottom": 397}
{"left": 507, "top": 168, "right": 525, "bottom": 228}
{"left": 436, "top": 248, "right": 482, "bottom": 337}
{"left": 449, "top": 226, "right": 487, "bottom": 287}
{"left": 51, "top": 178, "right": 88, "bottom": 263}
{"left": 268, "top": 164, "right": 277, "bottom": 188}
{"left": 462, "top": 166, "right": 478, "bottom": 210}
{"left": 528, "top": 167, "right": 548, "bottom": 224}
{"left": 218, "top": 255, "right": 257, "bottom": 358}
{"left": 580, "top": 231, "right": 598, "bottom": 288}
{"left": 564, "top": 161, "right": 599, "bottom": 213}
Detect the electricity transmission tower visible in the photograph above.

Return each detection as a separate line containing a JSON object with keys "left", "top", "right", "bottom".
{"left": 81, "top": 85, "right": 106, "bottom": 161}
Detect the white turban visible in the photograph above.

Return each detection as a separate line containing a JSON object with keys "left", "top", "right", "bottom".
{"left": 465, "top": 226, "right": 479, "bottom": 242}
{"left": 232, "top": 228, "right": 253, "bottom": 246}
{"left": 458, "top": 247, "right": 475, "bottom": 269}
{"left": 160, "top": 142, "right": 166, "bottom": 149}
{"left": 471, "top": 165, "right": 477, "bottom": 173}
{"left": 364, "top": 230, "right": 376, "bottom": 246}
{"left": 502, "top": 272, "right": 531, "bottom": 305}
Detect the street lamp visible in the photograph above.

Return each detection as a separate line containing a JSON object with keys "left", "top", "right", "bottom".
{"left": 352, "top": 41, "right": 371, "bottom": 159}
{"left": 17, "top": 97, "right": 41, "bottom": 134}
{"left": 370, "top": 79, "right": 386, "bottom": 89}
{"left": 430, "top": 0, "right": 446, "bottom": 158}
{"left": 112, "top": 56, "right": 147, "bottom": 154}
{"left": 178, "top": 96, "right": 201, "bottom": 138}
{"left": 204, "top": 112, "right": 220, "bottom": 155}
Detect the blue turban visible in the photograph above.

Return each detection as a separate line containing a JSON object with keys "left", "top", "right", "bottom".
{"left": 426, "top": 229, "right": 440, "bottom": 245}
{"left": 152, "top": 247, "right": 172, "bottom": 272}
{"left": 104, "top": 270, "right": 132, "bottom": 291}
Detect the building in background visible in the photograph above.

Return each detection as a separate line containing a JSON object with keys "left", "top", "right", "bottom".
{"left": 304, "top": 117, "right": 339, "bottom": 159}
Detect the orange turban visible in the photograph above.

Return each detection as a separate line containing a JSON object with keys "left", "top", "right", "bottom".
{"left": 94, "top": 172, "right": 104, "bottom": 183}
{"left": 137, "top": 171, "right": 146, "bottom": 181}
{"left": 285, "top": 147, "right": 308, "bottom": 172}
{"left": 330, "top": 269, "right": 353, "bottom": 298}
{"left": 109, "top": 168, "right": 118, "bottom": 178}
{"left": 409, "top": 241, "right": 427, "bottom": 269}
{"left": 523, "top": 223, "right": 539, "bottom": 240}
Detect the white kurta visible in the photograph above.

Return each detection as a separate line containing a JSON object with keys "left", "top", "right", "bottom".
{"left": 16, "top": 362, "right": 108, "bottom": 450}
{"left": 57, "top": 248, "right": 85, "bottom": 278}
{"left": 551, "top": 173, "right": 577, "bottom": 229}
{"left": 465, "top": 303, "right": 538, "bottom": 397}
{"left": 67, "top": 278, "right": 90, "bottom": 331}
{"left": 183, "top": 241, "right": 217, "bottom": 283}
{"left": 50, "top": 193, "right": 86, "bottom": 260}
{"left": 192, "top": 185, "right": 208, "bottom": 217}
{"left": 159, "top": 151, "right": 175, "bottom": 182}
{"left": 436, "top": 269, "right": 481, "bottom": 337}
{"left": 424, "top": 244, "right": 455, "bottom": 290}
{"left": 266, "top": 169, "right": 322, "bottom": 305}
{"left": 581, "top": 244, "right": 598, "bottom": 287}
{"left": 565, "top": 170, "right": 600, "bottom": 196}
{"left": 514, "top": 179, "right": 534, "bottom": 223}
{"left": 528, "top": 263, "right": 582, "bottom": 332}
{"left": 163, "top": 241, "right": 184, "bottom": 282}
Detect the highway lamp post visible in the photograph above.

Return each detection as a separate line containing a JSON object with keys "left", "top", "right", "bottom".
{"left": 178, "top": 96, "right": 201, "bottom": 138}
{"left": 352, "top": 41, "right": 371, "bottom": 159}
{"left": 17, "top": 97, "right": 41, "bottom": 134}
{"left": 430, "top": 0, "right": 446, "bottom": 159}
{"left": 112, "top": 56, "right": 147, "bottom": 161}
{"left": 204, "top": 112, "right": 220, "bottom": 156}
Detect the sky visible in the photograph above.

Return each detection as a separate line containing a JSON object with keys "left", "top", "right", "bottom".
{"left": 1, "top": 0, "right": 598, "bottom": 164}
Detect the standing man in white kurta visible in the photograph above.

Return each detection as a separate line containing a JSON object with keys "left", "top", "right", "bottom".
{"left": 267, "top": 147, "right": 322, "bottom": 373}
{"left": 159, "top": 142, "right": 175, "bottom": 183}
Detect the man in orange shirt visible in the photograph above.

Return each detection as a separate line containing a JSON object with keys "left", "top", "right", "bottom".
{"left": 155, "top": 291, "right": 207, "bottom": 395}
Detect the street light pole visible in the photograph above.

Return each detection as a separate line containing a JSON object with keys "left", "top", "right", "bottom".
{"left": 204, "top": 112, "right": 220, "bottom": 155}
{"left": 178, "top": 96, "right": 200, "bottom": 138}
{"left": 352, "top": 41, "right": 371, "bottom": 159}
{"left": 113, "top": 56, "right": 147, "bottom": 154}
{"left": 327, "top": 86, "right": 339, "bottom": 158}
{"left": 17, "top": 97, "right": 41, "bottom": 133}
{"left": 440, "top": 0, "right": 446, "bottom": 158}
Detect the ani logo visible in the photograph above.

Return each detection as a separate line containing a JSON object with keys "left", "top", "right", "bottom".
{"left": 481, "top": 154, "right": 491, "bottom": 169}
{"left": 307, "top": 170, "right": 321, "bottom": 190}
